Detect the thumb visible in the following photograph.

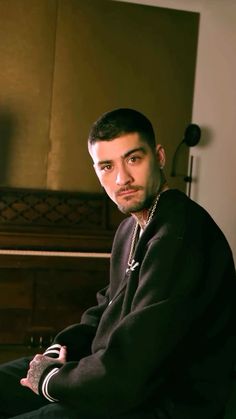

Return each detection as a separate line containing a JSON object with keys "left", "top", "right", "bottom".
{"left": 58, "top": 346, "right": 67, "bottom": 363}
{"left": 20, "top": 378, "right": 27, "bottom": 386}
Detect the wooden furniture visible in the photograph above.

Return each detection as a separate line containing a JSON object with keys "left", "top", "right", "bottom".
{"left": 0, "top": 188, "right": 124, "bottom": 361}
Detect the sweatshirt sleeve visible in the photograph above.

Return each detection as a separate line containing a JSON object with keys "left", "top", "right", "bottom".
{"left": 43, "top": 285, "right": 110, "bottom": 361}
{"left": 37, "top": 230, "right": 236, "bottom": 417}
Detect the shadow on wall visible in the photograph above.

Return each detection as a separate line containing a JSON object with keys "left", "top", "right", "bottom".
{"left": 0, "top": 108, "right": 17, "bottom": 185}
{"left": 197, "top": 126, "right": 214, "bottom": 149}
{"left": 186, "top": 125, "right": 213, "bottom": 202}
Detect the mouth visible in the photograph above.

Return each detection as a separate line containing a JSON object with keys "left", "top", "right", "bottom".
{"left": 116, "top": 188, "right": 140, "bottom": 197}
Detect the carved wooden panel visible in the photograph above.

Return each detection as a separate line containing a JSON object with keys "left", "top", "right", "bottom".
{"left": 0, "top": 188, "right": 124, "bottom": 251}
{"left": 0, "top": 188, "right": 105, "bottom": 228}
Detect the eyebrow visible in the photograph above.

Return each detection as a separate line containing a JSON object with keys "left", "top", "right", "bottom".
{"left": 96, "top": 146, "right": 147, "bottom": 167}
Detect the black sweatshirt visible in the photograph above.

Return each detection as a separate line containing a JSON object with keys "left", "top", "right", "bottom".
{"left": 40, "top": 190, "right": 236, "bottom": 419}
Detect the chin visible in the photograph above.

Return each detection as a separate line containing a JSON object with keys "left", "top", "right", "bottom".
{"left": 131, "top": 197, "right": 154, "bottom": 213}
{"left": 116, "top": 193, "right": 155, "bottom": 215}
{"left": 117, "top": 201, "right": 145, "bottom": 215}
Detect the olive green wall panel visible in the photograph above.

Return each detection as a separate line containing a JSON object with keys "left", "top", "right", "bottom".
{"left": 0, "top": 0, "right": 57, "bottom": 188}
{"left": 48, "top": 0, "right": 199, "bottom": 191}
{"left": 0, "top": 0, "right": 198, "bottom": 192}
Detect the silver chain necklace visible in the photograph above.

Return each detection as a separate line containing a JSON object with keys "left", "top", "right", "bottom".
{"left": 126, "top": 192, "right": 161, "bottom": 273}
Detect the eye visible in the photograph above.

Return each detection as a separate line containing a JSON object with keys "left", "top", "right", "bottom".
{"left": 128, "top": 155, "right": 141, "bottom": 164}
{"left": 101, "top": 164, "right": 112, "bottom": 172}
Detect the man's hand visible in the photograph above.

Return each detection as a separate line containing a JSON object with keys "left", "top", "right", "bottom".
{"left": 20, "top": 346, "right": 67, "bottom": 394}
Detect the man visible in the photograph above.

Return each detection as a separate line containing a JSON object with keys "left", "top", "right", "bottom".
{"left": 0, "top": 108, "right": 235, "bottom": 418}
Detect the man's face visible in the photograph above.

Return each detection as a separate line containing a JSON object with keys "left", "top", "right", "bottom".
{"left": 89, "top": 133, "right": 165, "bottom": 214}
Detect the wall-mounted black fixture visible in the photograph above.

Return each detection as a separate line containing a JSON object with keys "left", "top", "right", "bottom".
{"left": 171, "top": 123, "right": 201, "bottom": 198}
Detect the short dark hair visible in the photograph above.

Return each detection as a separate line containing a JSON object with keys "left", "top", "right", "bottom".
{"left": 88, "top": 108, "right": 156, "bottom": 148}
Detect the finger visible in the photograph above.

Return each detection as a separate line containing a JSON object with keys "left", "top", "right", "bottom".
{"left": 29, "top": 354, "right": 41, "bottom": 367}
{"left": 58, "top": 346, "right": 67, "bottom": 362}
{"left": 29, "top": 359, "right": 37, "bottom": 368}
{"left": 34, "top": 354, "right": 43, "bottom": 362}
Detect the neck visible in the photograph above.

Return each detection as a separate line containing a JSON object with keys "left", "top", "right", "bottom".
{"left": 132, "top": 208, "right": 150, "bottom": 230}
{"left": 132, "top": 183, "right": 169, "bottom": 229}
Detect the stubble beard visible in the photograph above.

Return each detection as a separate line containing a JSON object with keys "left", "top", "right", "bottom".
{"left": 117, "top": 193, "right": 155, "bottom": 215}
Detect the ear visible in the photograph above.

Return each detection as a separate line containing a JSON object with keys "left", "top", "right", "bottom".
{"left": 155, "top": 144, "right": 166, "bottom": 169}
{"left": 92, "top": 164, "right": 104, "bottom": 187}
{"left": 88, "top": 144, "right": 104, "bottom": 186}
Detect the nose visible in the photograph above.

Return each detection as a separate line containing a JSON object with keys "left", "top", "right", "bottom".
{"left": 115, "top": 163, "right": 133, "bottom": 186}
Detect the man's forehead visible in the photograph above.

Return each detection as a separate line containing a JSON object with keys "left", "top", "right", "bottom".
{"left": 89, "top": 133, "right": 147, "bottom": 163}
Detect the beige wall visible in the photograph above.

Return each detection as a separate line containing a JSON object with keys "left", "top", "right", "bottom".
{"left": 0, "top": 0, "right": 198, "bottom": 194}
{"left": 191, "top": 0, "right": 236, "bottom": 263}
{"left": 119, "top": 0, "right": 236, "bottom": 261}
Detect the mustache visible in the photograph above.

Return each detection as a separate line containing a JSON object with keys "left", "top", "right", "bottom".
{"left": 116, "top": 186, "right": 143, "bottom": 196}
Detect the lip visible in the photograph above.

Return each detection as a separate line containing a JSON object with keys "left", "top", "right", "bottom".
{"left": 117, "top": 189, "right": 139, "bottom": 197}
